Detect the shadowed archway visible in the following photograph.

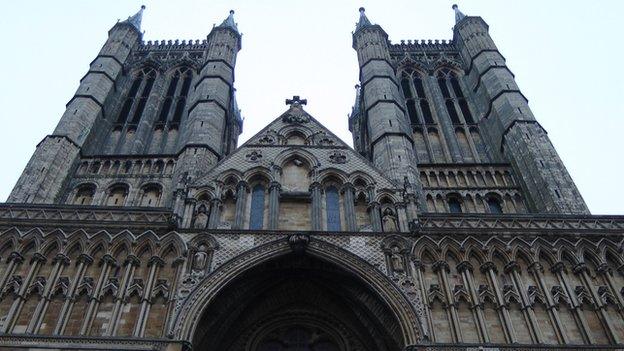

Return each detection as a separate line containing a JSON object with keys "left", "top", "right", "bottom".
{"left": 192, "top": 252, "right": 404, "bottom": 350}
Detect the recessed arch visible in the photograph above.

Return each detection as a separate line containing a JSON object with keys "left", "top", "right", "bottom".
{"left": 173, "top": 238, "right": 422, "bottom": 348}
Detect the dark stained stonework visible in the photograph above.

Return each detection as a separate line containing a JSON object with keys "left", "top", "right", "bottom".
{"left": 1, "top": 4, "right": 622, "bottom": 351}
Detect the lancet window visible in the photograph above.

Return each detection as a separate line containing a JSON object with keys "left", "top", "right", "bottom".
{"left": 115, "top": 67, "right": 157, "bottom": 129}
{"left": 436, "top": 68, "right": 474, "bottom": 124}
{"left": 156, "top": 67, "right": 193, "bottom": 130}
{"left": 400, "top": 69, "right": 434, "bottom": 125}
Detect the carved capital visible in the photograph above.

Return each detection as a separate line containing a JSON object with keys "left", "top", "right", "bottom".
{"left": 124, "top": 254, "right": 141, "bottom": 268}
{"left": 504, "top": 261, "right": 520, "bottom": 274}
{"left": 148, "top": 256, "right": 165, "bottom": 268}
{"left": 596, "top": 263, "right": 612, "bottom": 276}
{"left": 550, "top": 261, "right": 567, "bottom": 274}
{"left": 269, "top": 181, "right": 281, "bottom": 192}
{"left": 480, "top": 261, "right": 498, "bottom": 274}
{"left": 77, "top": 253, "right": 94, "bottom": 266}
{"left": 31, "top": 253, "right": 47, "bottom": 265}
{"left": 456, "top": 261, "right": 473, "bottom": 273}
{"left": 53, "top": 253, "right": 71, "bottom": 266}
{"left": 432, "top": 260, "right": 450, "bottom": 273}
{"left": 8, "top": 251, "right": 24, "bottom": 264}
{"left": 573, "top": 262, "right": 589, "bottom": 275}
{"left": 528, "top": 261, "right": 544, "bottom": 274}
{"left": 101, "top": 254, "right": 118, "bottom": 267}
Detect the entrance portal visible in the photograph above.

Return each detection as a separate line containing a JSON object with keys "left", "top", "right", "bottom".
{"left": 192, "top": 253, "right": 405, "bottom": 350}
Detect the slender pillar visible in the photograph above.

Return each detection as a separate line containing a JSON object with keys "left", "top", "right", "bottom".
{"left": 529, "top": 261, "right": 568, "bottom": 344}
{"left": 368, "top": 202, "right": 382, "bottom": 232}
{"left": 457, "top": 261, "right": 489, "bottom": 342}
{"left": 267, "top": 182, "right": 281, "bottom": 230}
{"left": 233, "top": 181, "right": 248, "bottom": 229}
{"left": 108, "top": 255, "right": 139, "bottom": 336}
{"left": 341, "top": 183, "right": 357, "bottom": 231}
{"left": 310, "top": 182, "right": 322, "bottom": 231}
{"left": 5, "top": 253, "right": 46, "bottom": 333}
{"left": 55, "top": 253, "right": 92, "bottom": 335}
{"left": 29, "top": 253, "right": 70, "bottom": 333}
{"left": 575, "top": 263, "right": 619, "bottom": 344}
{"left": 551, "top": 262, "right": 592, "bottom": 343}
{"left": 133, "top": 256, "right": 163, "bottom": 336}
{"left": 81, "top": 255, "right": 115, "bottom": 335}
{"left": 207, "top": 198, "right": 222, "bottom": 229}
{"left": 433, "top": 261, "right": 461, "bottom": 342}
{"left": 505, "top": 261, "right": 543, "bottom": 343}
{"left": 481, "top": 261, "right": 515, "bottom": 343}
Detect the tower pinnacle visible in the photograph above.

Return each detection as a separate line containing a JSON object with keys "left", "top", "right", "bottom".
{"left": 123, "top": 5, "right": 146, "bottom": 31}
{"left": 452, "top": 4, "right": 466, "bottom": 23}
{"left": 218, "top": 9, "right": 239, "bottom": 33}
{"left": 355, "top": 7, "right": 372, "bottom": 31}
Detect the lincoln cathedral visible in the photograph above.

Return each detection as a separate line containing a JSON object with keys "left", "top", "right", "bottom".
{"left": 0, "top": 4, "right": 622, "bottom": 350}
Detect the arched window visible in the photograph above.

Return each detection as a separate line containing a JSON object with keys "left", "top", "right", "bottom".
{"left": 249, "top": 184, "right": 266, "bottom": 230}
{"left": 448, "top": 197, "right": 463, "bottom": 213}
{"left": 436, "top": 68, "right": 474, "bottom": 124}
{"left": 73, "top": 184, "right": 95, "bottom": 205}
{"left": 158, "top": 67, "right": 193, "bottom": 129}
{"left": 116, "top": 67, "right": 157, "bottom": 128}
{"left": 487, "top": 197, "right": 503, "bottom": 214}
{"left": 400, "top": 70, "right": 434, "bottom": 125}
{"left": 325, "top": 186, "right": 341, "bottom": 231}
{"left": 106, "top": 184, "right": 129, "bottom": 206}
{"left": 140, "top": 184, "right": 162, "bottom": 207}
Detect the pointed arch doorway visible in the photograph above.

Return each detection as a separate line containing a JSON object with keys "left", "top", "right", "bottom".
{"left": 182, "top": 239, "right": 421, "bottom": 350}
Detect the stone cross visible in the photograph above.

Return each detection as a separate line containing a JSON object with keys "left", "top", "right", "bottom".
{"left": 285, "top": 95, "right": 307, "bottom": 106}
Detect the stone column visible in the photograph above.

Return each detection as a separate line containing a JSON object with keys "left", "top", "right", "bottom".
{"left": 207, "top": 198, "right": 222, "bottom": 229}
{"left": 575, "top": 262, "right": 619, "bottom": 344}
{"left": 551, "top": 262, "right": 592, "bottom": 343}
{"left": 5, "top": 253, "right": 46, "bottom": 333}
{"left": 108, "top": 255, "right": 140, "bottom": 336}
{"left": 233, "top": 181, "right": 249, "bottom": 229}
{"left": 55, "top": 253, "right": 92, "bottom": 335}
{"left": 340, "top": 183, "right": 357, "bottom": 231}
{"left": 457, "top": 261, "right": 489, "bottom": 342}
{"left": 28, "top": 253, "right": 70, "bottom": 333}
{"left": 310, "top": 182, "right": 322, "bottom": 231}
{"left": 528, "top": 261, "right": 568, "bottom": 344}
{"left": 133, "top": 256, "right": 164, "bottom": 337}
{"left": 505, "top": 261, "right": 543, "bottom": 343}
{"left": 181, "top": 199, "right": 196, "bottom": 228}
{"left": 81, "top": 255, "right": 116, "bottom": 335}
{"left": 368, "top": 202, "right": 382, "bottom": 232}
{"left": 433, "top": 260, "right": 461, "bottom": 342}
{"left": 268, "top": 182, "right": 281, "bottom": 230}
{"left": 481, "top": 261, "right": 514, "bottom": 343}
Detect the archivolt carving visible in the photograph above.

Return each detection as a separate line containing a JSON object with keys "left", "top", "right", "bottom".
{"left": 171, "top": 237, "right": 423, "bottom": 346}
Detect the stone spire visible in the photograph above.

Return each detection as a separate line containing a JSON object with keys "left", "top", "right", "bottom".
{"left": 123, "top": 5, "right": 146, "bottom": 31}
{"left": 355, "top": 7, "right": 372, "bottom": 31}
{"left": 452, "top": 4, "right": 466, "bottom": 23}
{"left": 218, "top": 10, "right": 239, "bottom": 33}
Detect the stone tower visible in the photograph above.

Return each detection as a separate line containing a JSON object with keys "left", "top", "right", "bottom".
{"left": 350, "top": 6, "right": 588, "bottom": 215}
{"left": 8, "top": 7, "right": 243, "bottom": 208}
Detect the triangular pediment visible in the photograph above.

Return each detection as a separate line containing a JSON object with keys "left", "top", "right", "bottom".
{"left": 192, "top": 102, "right": 399, "bottom": 194}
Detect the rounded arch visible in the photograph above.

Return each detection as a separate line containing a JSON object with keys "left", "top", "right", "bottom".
{"left": 173, "top": 237, "right": 423, "bottom": 347}
{"left": 273, "top": 148, "right": 319, "bottom": 170}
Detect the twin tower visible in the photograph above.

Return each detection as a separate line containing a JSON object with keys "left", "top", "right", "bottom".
{"left": 9, "top": 5, "right": 588, "bottom": 216}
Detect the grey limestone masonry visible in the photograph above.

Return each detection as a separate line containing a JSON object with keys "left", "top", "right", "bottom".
{"left": 1, "top": 6, "right": 621, "bottom": 350}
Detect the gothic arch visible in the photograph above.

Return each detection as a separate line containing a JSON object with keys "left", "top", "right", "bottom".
{"left": 172, "top": 237, "right": 423, "bottom": 347}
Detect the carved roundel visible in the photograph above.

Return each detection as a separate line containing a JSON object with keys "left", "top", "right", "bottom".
{"left": 328, "top": 151, "right": 348, "bottom": 164}
{"left": 246, "top": 150, "right": 263, "bottom": 163}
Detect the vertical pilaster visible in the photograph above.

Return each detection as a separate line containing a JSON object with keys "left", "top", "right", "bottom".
{"left": 341, "top": 183, "right": 357, "bottom": 231}
{"left": 267, "top": 182, "right": 281, "bottom": 230}
{"left": 310, "top": 182, "right": 322, "bottom": 231}
{"left": 233, "top": 181, "right": 248, "bottom": 230}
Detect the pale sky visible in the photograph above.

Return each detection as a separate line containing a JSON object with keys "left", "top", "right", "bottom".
{"left": 0, "top": 1, "right": 622, "bottom": 214}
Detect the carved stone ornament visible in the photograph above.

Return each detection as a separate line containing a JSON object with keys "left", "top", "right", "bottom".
{"left": 288, "top": 234, "right": 310, "bottom": 254}
{"left": 281, "top": 108, "right": 310, "bottom": 124}
{"left": 257, "top": 134, "right": 276, "bottom": 145}
{"left": 328, "top": 151, "right": 347, "bottom": 164}
{"left": 245, "top": 150, "right": 263, "bottom": 163}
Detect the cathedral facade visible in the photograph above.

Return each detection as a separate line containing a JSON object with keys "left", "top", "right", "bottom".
{"left": 0, "top": 5, "right": 622, "bottom": 350}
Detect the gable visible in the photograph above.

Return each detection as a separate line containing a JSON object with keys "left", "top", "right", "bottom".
{"left": 192, "top": 103, "right": 399, "bottom": 195}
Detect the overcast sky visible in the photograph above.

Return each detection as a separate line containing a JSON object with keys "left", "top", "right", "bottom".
{"left": 0, "top": 1, "right": 622, "bottom": 214}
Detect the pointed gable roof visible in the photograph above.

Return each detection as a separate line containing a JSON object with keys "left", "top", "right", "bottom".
{"left": 192, "top": 101, "right": 399, "bottom": 192}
